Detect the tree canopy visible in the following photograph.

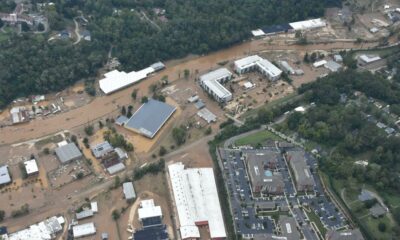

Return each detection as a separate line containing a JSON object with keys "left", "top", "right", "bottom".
{"left": 0, "top": 0, "right": 341, "bottom": 108}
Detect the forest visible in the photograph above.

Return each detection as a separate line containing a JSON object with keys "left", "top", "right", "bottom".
{"left": 0, "top": 0, "right": 341, "bottom": 108}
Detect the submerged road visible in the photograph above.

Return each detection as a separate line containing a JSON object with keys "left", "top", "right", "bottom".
{"left": 0, "top": 38, "right": 387, "bottom": 145}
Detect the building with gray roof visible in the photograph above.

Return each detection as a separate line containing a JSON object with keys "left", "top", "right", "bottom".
{"left": 197, "top": 108, "right": 217, "bottom": 123}
{"left": 278, "top": 216, "right": 300, "bottom": 240}
{"left": 0, "top": 165, "right": 11, "bottom": 185}
{"left": 286, "top": 151, "right": 315, "bottom": 192}
{"left": 324, "top": 60, "right": 342, "bottom": 72}
{"left": 55, "top": 143, "right": 83, "bottom": 164}
{"left": 326, "top": 228, "right": 364, "bottom": 240}
{"left": 123, "top": 182, "right": 136, "bottom": 200}
{"left": 91, "top": 141, "right": 114, "bottom": 159}
{"left": 245, "top": 151, "right": 284, "bottom": 195}
{"left": 76, "top": 209, "right": 94, "bottom": 220}
{"left": 370, "top": 204, "right": 386, "bottom": 218}
{"left": 115, "top": 115, "right": 129, "bottom": 126}
{"left": 150, "top": 62, "right": 165, "bottom": 71}
{"left": 107, "top": 162, "right": 126, "bottom": 175}
{"left": 125, "top": 99, "right": 176, "bottom": 138}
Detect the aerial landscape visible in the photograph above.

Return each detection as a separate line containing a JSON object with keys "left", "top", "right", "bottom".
{"left": 1, "top": 0, "right": 400, "bottom": 239}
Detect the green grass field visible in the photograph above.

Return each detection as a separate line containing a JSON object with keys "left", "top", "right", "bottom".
{"left": 235, "top": 130, "right": 282, "bottom": 146}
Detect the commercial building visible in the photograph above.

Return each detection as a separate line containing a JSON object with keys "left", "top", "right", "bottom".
{"left": 199, "top": 68, "right": 233, "bottom": 103}
{"left": 197, "top": 108, "right": 217, "bottom": 123}
{"left": 76, "top": 209, "right": 94, "bottom": 220}
{"left": 245, "top": 152, "right": 284, "bottom": 195}
{"left": 106, "top": 162, "right": 126, "bottom": 175}
{"left": 54, "top": 143, "right": 83, "bottom": 164}
{"left": 10, "top": 107, "right": 29, "bottom": 125}
{"left": 99, "top": 66, "right": 155, "bottom": 95}
{"left": 168, "top": 162, "right": 226, "bottom": 239}
{"left": 138, "top": 199, "right": 163, "bottom": 228}
{"left": 151, "top": 62, "right": 166, "bottom": 71}
{"left": 72, "top": 223, "right": 96, "bottom": 238}
{"left": 125, "top": 99, "right": 176, "bottom": 138}
{"left": 234, "top": 55, "right": 282, "bottom": 81}
{"left": 286, "top": 151, "right": 315, "bottom": 192}
{"left": 0, "top": 165, "right": 12, "bottom": 185}
{"left": 325, "top": 228, "right": 365, "bottom": 240}
{"left": 91, "top": 141, "right": 114, "bottom": 159}
{"left": 313, "top": 60, "right": 327, "bottom": 68}
{"left": 278, "top": 216, "right": 301, "bottom": 240}
{"left": 24, "top": 159, "right": 39, "bottom": 176}
{"left": 358, "top": 54, "right": 382, "bottom": 66}
{"left": 324, "top": 60, "right": 342, "bottom": 72}
{"left": 289, "top": 18, "right": 326, "bottom": 31}
{"left": 334, "top": 54, "right": 343, "bottom": 62}
{"left": 123, "top": 182, "right": 136, "bottom": 200}
{"left": 7, "top": 216, "right": 64, "bottom": 240}
{"left": 279, "top": 61, "right": 295, "bottom": 75}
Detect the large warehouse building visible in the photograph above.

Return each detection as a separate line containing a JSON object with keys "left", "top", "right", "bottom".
{"left": 199, "top": 68, "right": 233, "bottom": 103}
{"left": 99, "top": 62, "right": 165, "bottom": 94}
{"left": 168, "top": 162, "right": 226, "bottom": 240}
{"left": 125, "top": 99, "right": 176, "bottom": 138}
{"left": 234, "top": 55, "right": 282, "bottom": 81}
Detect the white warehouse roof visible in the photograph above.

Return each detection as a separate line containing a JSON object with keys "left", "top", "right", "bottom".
{"left": 289, "top": 18, "right": 326, "bottom": 31}
{"left": 24, "top": 159, "right": 39, "bottom": 175}
{"left": 234, "top": 55, "right": 263, "bottom": 70}
{"left": 200, "top": 68, "right": 233, "bottom": 101}
{"left": 359, "top": 54, "right": 381, "bottom": 63}
{"left": 72, "top": 223, "right": 96, "bottom": 238}
{"left": 168, "top": 162, "right": 226, "bottom": 239}
{"left": 234, "top": 55, "right": 282, "bottom": 79}
{"left": 313, "top": 60, "right": 327, "bottom": 68}
{"left": 8, "top": 216, "right": 64, "bottom": 240}
{"left": 138, "top": 199, "right": 163, "bottom": 220}
{"left": 99, "top": 67, "right": 155, "bottom": 95}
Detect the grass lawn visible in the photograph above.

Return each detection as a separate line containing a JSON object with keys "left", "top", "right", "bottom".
{"left": 235, "top": 130, "right": 282, "bottom": 146}
{"left": 364, "top": 215, "right": 393, "bottom": 240}
{"left": 307, "top": 209, "right": 327, "bottom": 236}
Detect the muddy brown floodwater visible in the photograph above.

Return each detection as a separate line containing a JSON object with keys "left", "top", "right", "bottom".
{"left": 0, "top": 39, "right": 382, "bottom": 145}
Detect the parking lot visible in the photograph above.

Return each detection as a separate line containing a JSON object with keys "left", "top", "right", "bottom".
{"left": 220, "top": 143, "right": 348, "bottom": 239}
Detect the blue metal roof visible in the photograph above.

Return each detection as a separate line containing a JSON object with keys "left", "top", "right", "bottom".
{"left": 125, "top": 99, "right": 176, "bottom": 138}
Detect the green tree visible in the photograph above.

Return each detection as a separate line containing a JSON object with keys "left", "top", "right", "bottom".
{"left": 0, "top": 19, "right": 4, "bottom": 29}
{"left": 184, "top": 69, "right": 190, "bottom": 80}
{"left": 121, "top": 106, "right": 126, "bottom": 116}
{"left": 172, "top": 127, "right": 187, "bottom": 145}
{"left": 131, "top": 89, "right": 138, "bottom": 100}
{"left": 37, "top": 23, "right": 45, "bottom": 32}
{"left": 378, "top": 222, "right": 386, "bottom": 232}
{"left": 159, "top": 146, "right": 167, "bottom": 156}
{"left": 21, "top": 22, "right": 30, "bottom": 32}
{"left": 0, "top": 210, "right": 5, "bottom": 222}
{"left": 112, "top": 209, "right": 120, "bottom": 220}
{"left": 84, "top": 125, "right": 94, "bottom": 136}
{"left": 141, "top": 96, "right": 148, "bottom": 103}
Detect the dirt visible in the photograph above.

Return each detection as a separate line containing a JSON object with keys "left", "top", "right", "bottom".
{"left": 0, "top": 38, "right": 382, "bottom": 145}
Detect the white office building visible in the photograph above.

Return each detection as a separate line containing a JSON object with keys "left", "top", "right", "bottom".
{"left": 234, "top": 55, "right": 282, "bottom": 81}
{"left": 199, "top": 68, "right": 233, "bottom": 103}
